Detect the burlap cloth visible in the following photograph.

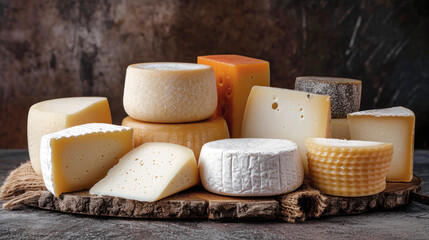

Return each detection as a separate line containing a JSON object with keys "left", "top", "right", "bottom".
{"left": 0, "top": 161, "right": 327, "bottom": 222}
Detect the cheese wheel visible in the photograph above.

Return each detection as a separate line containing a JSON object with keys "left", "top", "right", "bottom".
{"left": 295, "top": 76, "right": 361, "bottom": 118}
{"left": 331, "top": 118, "right": 350, "bottom": 140}
{"left": 90, "top": 142, "right": 199, "bottom": 202}
{"left": 306, "top": 138, "right": 393, "bottom": 197}
{"left": 40, "top": 123, "right": 133, "bottom": 197}
{"left": 198, "top": 138, "right": 304, "bottom": 197}
{"left": 28, "top": 97, "right": 112, "bottom": 175}
{"left": 123, "top": 63, "right": 217, "bottom": 123}
{"left": 122, "top": 116, "right": 230, "bottom": 160}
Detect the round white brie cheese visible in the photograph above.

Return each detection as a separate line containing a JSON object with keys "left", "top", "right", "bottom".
{"left": 198, "top": 138, "right": 304, "bottom": 197}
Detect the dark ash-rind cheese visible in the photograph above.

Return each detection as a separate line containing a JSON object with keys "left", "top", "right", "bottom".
{"left": 295, "top": 76, "right": 361, "bottom": 119}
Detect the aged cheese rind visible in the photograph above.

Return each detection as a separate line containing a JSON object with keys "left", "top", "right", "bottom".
{"left": 28, "top": 97, "right": 112, "bottom": 175}
{"left": 40, "top": 123, "right": 133, "bottom": 196}
{"left": 198, "top": 138, "right": 303, "bottom": 196}
{"left": 331, "top": 118, "right": 351, "bottom": 140}
{"left": 197, "top": 55, "right": 270, "bottom": 138}
{"left": 241, "top": 86, "right": 331, "bottom": 176}
{"left": 90, "top": 142, "right": 199, "bottom": 202}
{"left": 295, "top": 76, "right": 361, "bottom": 118}
{"left": 122, "top": 116, "right": 230, "bottom": 160}
{"left": 306, "top": 138, "right": 393, "bottom": 197}
{"left": 123, "top": 63, "right": 217, "bottom": 123}
{"left": 348, "top": 106, "right": 415, "bottom": 182}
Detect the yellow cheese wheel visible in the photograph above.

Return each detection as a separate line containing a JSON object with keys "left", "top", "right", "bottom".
{"left": 306, "top": 138, "right": 393, "bottom": 197}
{"left": 122, "top": 116, "right": 230, "bottom": 160}
{"left": 123, "top": 63, "right": 217, "bottom": 123}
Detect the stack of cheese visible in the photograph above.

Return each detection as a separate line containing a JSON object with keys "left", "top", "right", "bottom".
{"left": 91, "top": 62, "right": 232, "bottom": 201}
{"left": 121, "top": 63, "right": 230, "bottom": 159}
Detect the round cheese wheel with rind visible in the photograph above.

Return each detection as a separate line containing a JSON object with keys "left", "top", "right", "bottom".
{"left": 295, "top": 76, "right": 361, "bottom": 118}
{"left": 123, "top": 63, "right": 217, "bottom": 123}
{"left": 198, "top": 138, "right": 304, "bottom": 197}
{"left": 122, "top": 116, "right": 230, "bottom": 160}
{"left": 306, "top": 138, "right": 393, "bottom": 197}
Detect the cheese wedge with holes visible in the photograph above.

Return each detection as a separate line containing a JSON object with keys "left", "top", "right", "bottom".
{"left": 90, "top": 142, "right": 199, "bottom": 202}
{"left": 122, "top": 116, "right": 230, "bottom": 160}
{"left": 241, "top": 86, "right": 331, "bottom": 176}
{"left": 331, "top": 118, "right": 351, "bottom": 140}
{"left": 40, "top": 123, "right": 133, "bottom": 197}
{"left": 306, "top": 138, "right": 393, "bottom": 197}
{"left": 348, "top": 106, "right": 415, "bottom": 182}
{"left": 198, "top": 138, "right": 303, "bottom": 196}
{"left": 28, "top": 97, "right": 112, "bottom": 175}
{"left": 198, "top": 55, "right": 270, "bottom": 137}
{"left": 123, "top": 63, "right": 217, "bottom": 123}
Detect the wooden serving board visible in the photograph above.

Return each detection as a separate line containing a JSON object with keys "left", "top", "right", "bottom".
{"left": 27, "top": 176, "right": 423, "bottom": 221}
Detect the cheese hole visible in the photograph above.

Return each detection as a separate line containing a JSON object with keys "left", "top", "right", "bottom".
{"left": 226, "top": 87, "right": 232, "bottom": 97}
{"left": 272, "top": 102, "right": 278, "bottom": 110}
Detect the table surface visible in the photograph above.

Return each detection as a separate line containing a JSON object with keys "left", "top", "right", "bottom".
{"left": 1, "top": 150, "right": 428, "bottom": 240}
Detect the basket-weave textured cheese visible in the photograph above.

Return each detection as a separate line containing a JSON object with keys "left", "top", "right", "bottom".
{"left": 306, "top": 138, "right": 393, "bottom": 197}
{"left": 123, "top": 63, "right": 217, "bottom": 123}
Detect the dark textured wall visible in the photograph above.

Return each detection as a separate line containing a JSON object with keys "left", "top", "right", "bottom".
{"left": 0, "top": 0, "right": 428, "bottom": 148}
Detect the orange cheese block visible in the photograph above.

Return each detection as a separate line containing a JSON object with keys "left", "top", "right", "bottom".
{"left": 122, "top": 116, "right": 230, "bottom": 160}
{"left": 306, "top": 138, "right": 393, "bottom": 197}
{"left": 197, "top": 55, "right": 270, "bottom": 138}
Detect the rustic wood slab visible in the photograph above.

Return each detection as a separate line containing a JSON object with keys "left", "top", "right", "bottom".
{"left": 25, "top": 176, "right": 422, "bottom": 221}
{"left": 322, "top": 176, "right": 423, "bottom": 217}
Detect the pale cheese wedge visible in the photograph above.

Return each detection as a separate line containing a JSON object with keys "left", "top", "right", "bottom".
{"left": 90, "top": 142, "right": 199, "bottom": 202}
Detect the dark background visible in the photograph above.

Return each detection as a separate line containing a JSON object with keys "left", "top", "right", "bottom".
{"left": 0, "top": 0, "right": 428, "bottom": 149}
